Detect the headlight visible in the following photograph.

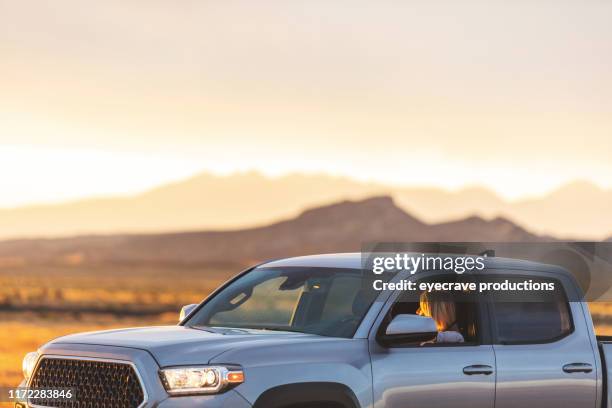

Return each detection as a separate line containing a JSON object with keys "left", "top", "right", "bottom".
{"left": 159, "top": 366, "right": 244, "bottom": 395}
{"left": 22, "top": 352, "right": 39, "bottom": 380}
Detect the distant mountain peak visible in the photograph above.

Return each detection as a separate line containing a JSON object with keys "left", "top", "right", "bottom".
{"left": 296, "top": 195, "right": 424, "bottom": 225}
{"left": 549, "top": 180, "right": 603, "bottom": 196}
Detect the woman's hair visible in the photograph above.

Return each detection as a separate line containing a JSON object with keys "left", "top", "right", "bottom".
{"left": 419, "top": 290, "right": 456, "bottom": 331}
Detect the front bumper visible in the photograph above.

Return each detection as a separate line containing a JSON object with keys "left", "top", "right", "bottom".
{"left": 17, "top": 342, "right": 252, "bottom": 408}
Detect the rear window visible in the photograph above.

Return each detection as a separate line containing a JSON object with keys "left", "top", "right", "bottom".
{"left": 490, "top": 277, "right": 573, "bottom": 344}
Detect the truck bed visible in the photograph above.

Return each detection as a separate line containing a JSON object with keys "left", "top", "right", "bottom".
{"left": 598, "top": 337, "right": 612, "bottom": 408}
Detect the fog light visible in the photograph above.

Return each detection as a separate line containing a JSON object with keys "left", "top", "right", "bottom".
{"left": 22, "top": 351, "right": 39, "bottom": 380}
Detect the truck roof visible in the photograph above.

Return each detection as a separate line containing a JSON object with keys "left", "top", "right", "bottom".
{"left": 262, "top": 252, "right": 571, "bottom": 276}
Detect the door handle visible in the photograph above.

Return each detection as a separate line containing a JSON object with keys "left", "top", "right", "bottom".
{"left": 562, "top": 363, "right": 593, "bottom": 373}
{"left": 463, "top": 364, "right": 494, "bottom": 375}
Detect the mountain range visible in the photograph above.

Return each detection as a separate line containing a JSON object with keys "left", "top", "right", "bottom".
{"left": 1, "top": 171, "right": 611, "bottom": 240}
{"left": 0, "top": 196, "right": 546, "bottom": 267}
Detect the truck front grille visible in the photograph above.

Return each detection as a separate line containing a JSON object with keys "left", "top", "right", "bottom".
{"left": 29, "top": 356, "right": 146, "bottom": 408}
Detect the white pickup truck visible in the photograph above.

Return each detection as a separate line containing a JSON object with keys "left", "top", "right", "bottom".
{"left": 15, "top": 253, "right": 612, "bottom": 408}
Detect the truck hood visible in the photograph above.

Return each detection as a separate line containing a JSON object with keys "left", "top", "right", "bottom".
{"left": 50, "top": 325, "right": 318, "bottom": 367}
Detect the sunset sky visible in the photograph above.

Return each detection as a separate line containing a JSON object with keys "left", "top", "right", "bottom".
{"left": 1, "top": 1, "right": 611, "bottom": 207}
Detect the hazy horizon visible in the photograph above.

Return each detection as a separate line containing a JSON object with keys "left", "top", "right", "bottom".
{"left": 0, "top": 167, "right": 609, "bottom": 210}
{"left": 1, "top": 170, "right": 611, "bottom": 240}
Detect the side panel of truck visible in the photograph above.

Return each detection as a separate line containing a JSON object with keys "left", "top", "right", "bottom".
{"left": 370, "top": 343, "right": 496, "bottom": 408}
{"left": 367, "top": 267, "right": 605, "bottom": 408}
{"left": 493, "top": 301, "right": 598, "bottom": 408}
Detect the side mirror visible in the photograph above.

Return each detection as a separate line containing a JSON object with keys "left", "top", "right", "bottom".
{"left": 379, "top": 314, "right": 438, "bottom": 346}
{"left": 179, "top": 304, "right": 198, "bottom": 322}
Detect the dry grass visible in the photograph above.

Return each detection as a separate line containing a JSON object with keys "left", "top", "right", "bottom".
{"left": 588, "top": 302, "right": 612, "bottom": 335}
{"left": 0, "top": 264, "right": 230, "bottom": 313}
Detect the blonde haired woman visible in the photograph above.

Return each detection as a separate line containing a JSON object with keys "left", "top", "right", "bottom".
{"left": 417, "top": 290, "right": 465, "bottom": 344}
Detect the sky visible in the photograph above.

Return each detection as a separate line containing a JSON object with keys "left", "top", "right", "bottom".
{"left": 1, "top": 0, "right": 611, "bottom": 207}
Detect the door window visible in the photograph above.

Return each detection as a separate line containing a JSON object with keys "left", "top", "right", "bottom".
{"left": 381, "top": 275, "right": 481, "bottom": 346}
{"left": 490, "top": 277, "right": 572, "bottom": 344}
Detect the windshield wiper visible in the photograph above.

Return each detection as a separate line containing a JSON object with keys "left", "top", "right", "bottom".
{"left": 256, "top": 327, "right": 304, "bottom": 333}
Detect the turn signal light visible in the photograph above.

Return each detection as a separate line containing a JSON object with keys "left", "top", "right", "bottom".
{"left": 227, "top": 371, "right": 244, "bottom": 383}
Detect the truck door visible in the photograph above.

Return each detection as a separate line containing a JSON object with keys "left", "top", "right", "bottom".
{"left": 490, "top": 275, "right": 598, "bottom": 408}
{"left": 369, "top": 279, "right": 496, "bottom": 408}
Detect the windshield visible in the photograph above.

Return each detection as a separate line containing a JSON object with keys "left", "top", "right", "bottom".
{"left": 186, "top": 267, "right": 387, "bottom": 338}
